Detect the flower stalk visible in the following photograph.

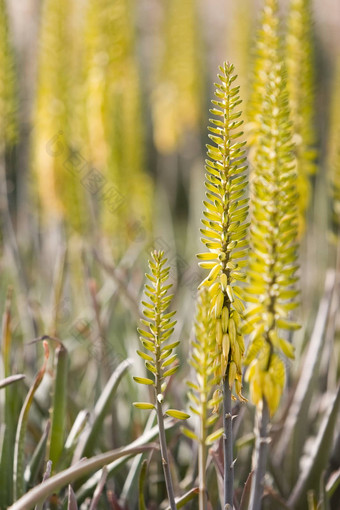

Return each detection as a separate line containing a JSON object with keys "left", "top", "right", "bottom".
{"left": 185, "top": 290, "right": 223, "bottom": 509}
{"left": 197, "top": 61, "right": 249, "bottom": 506}
{"left": 133, "top": 250, "right": 189, "bottom": 509}
{"left": 244, "top": 1, "right": 300, "bottom": 505}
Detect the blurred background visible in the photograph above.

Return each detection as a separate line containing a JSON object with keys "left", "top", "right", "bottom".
{"left": 1, "top": 0, "right": 339, "bottom": 334}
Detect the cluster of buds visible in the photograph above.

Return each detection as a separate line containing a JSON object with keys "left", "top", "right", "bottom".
{"left": 198, "top": 62, "right": 250, "bottom": 406}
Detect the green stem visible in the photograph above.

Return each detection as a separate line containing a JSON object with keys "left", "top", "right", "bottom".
{"left": 249, "top": 398, "right": 270, "bottom": 510}
{"left": 223, "top": 367, "right": 234, "bottom": 508}
{"left": 155, "top": 397, "right": 177, "bottom": 510}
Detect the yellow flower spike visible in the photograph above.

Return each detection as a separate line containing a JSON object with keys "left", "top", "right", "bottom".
{"left": 197, "top": 65, "right": 250, "bottom": 495}
{"left": 245, "top": 7, "right": 300, "bottom": 415}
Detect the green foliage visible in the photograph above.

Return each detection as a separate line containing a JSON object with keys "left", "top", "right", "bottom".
{"left": 197, "top": 61, "right": 248, "bottom": 401}
{"left": 244, "top": 50, "right": 300, "bottom": 414}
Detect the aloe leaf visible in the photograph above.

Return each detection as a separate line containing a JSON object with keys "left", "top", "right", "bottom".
{"left": 0, "top": 289, "right": 15, "bottom": 506}
{"left": 274, "top": 270, "right": 335, "bottom": 479}
{"left": 89, "top": 466, "right": 108, "bottom": 510}
{"left": 0, "top": 374, "right": 25, "bottom": 389}
{"left": 138, "top": 460, "right": 147, "bottom": 510}
{"left": 34, "top": 461, "right": 52, "bottom": 510}
{"left": 239, "top": 471, "right": 253, "bottom": 510}
{"left": 8, "top": 443, "right": 157, "bottom": 510}
{"left": 64, "top": 410, "right": 89, "bottom": 452}
{"left": 72, "top": 358, "right": 132, "bottom": 462}
{"left": 75, "top": 419, "right": 175, "bottom": 502}
{"left": 48, "top": 344, "right": 68, "bottom": 468}
{"left": 13, "top": 342, "right": 49, "bottom": 500}
{"left": 49, "top": 245, "right": 67, "bottom": 336}
{"left": 164, "top": 487, "right": 199, "bottom": 509}
{"left": 288, "top": 385, "right": 340, "bottom": 509}
{"left": 66, "top": 485, "right": 78, "bottom": 510}
{"left": 326, "top": 468, "right": 340, "bottom": 498}
{"left": 120, "top": 411, "right": 156, "bottom": 505}
{"left": 319, "top": 471, "right": 330, "bottom": 510}
{"left": 25, "top": 420, "right": 51, "bottom": 487}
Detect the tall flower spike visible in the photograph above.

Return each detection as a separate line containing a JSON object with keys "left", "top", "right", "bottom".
{"left": 184, "top": 289, "right": 224, "bottom": 508}
{"left": 244, "top": 60, "right": 300, "bottom": 417}
{"left": 198, "top": 62, "right": 248, "bottom": 401}
{"left": 133, "top": 250, "right": 189, "bottom": 509}
{"left": 286, "top": 0, "right": 317, "bottom": 233}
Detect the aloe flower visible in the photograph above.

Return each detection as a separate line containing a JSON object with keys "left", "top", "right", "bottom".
{"left": 197, "top": 61, "right": 249, "bottom": 507}
{"left": 133, "top": 250, "right": 189, "bottom": 510}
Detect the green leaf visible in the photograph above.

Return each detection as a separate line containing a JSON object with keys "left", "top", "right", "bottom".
{"left": 73, "top": 359, "right": 132, "bottom": 461}
{"left": 13, "top": 342, "right": 49, "bottom": 500}
{"left": 48, "top": 344, "right": 68, "bottom": 469}
{"left": 138, "top": 460, "right": 147, "bottom": 510}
